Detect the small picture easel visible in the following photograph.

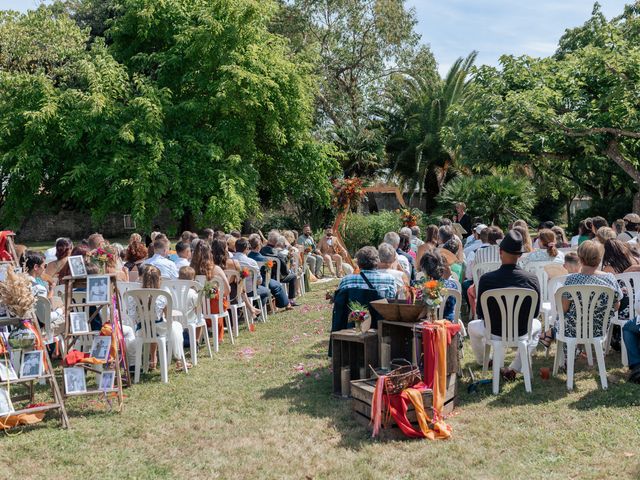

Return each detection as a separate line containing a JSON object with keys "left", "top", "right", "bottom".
{"left": 62, "top": 273, "right": 129, "bottom": 411}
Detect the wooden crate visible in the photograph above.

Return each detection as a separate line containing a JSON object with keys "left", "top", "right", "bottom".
{"left": 331, "top": 329, "right": 379, "bottom": 396}
{"left": 350, "top": 374, "right": 457, "bottom": 441}
{"left": 378, "top": 320, "right": 459, "bottom": 374}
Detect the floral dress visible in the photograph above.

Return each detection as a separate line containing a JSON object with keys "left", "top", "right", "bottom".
{"left": 560, "top": 273, "right": 621, "bottom": 338}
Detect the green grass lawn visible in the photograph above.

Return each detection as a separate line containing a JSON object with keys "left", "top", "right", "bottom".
{"left": 1, "top": 281, "right": 639, "bottom": 479}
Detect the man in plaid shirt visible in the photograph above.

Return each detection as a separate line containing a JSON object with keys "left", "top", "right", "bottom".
{"left": 337, "top": 246, "right": 397, "bottom": 299}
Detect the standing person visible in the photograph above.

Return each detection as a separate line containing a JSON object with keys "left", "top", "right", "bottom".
{"left": 468, "top": 230, "right": 541, "bottom": 379}
{"left": 297, "top": 225, "right": 324, "bottom": 279}
{"left": 618, "top": 214, "right": 640, "bottom": 242}
{"left": 454, "top": 202, "right": 472, "bottom": 239}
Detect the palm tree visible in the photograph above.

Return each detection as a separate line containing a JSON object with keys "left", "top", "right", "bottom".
{"left": 385, "top": 51, "right": 477, "bottom": 209}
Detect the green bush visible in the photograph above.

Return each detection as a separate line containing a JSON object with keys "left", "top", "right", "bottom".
{"left": 340, "top": 211, "right": 403, "bottom": 255}
{"left": 437, "top": 174, "right": 535, "bottom": 229}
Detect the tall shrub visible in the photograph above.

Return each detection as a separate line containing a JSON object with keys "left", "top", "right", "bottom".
{"left": 340, "top": 211, "right": 402, "bottom": 254}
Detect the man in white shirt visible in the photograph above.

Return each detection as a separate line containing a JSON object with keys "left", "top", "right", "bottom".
{"left": 464, "top": 224, "right": 486, "bottom": 257}
{"left": 377, "top": 243, "right": 408, "bottom": 288}
{"left": 235, "top": 237, "right": 270, "bottom": 305}
{"left": 142, "top": 235, "right": 178, "bottom": 279}
{"left": 618, "top": 213, "right": 640, "bottom": 242}
{"left": 383, "top": 232, "right": 412, "bottom": 279}
{"left": 173, "top": 241, "right": 191, "bottom": 270}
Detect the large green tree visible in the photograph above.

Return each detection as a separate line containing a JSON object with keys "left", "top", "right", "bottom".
{"left": 447, "top": 3, "right": 640, "bottom": 213}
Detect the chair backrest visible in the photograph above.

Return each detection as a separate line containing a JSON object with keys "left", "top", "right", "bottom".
{"left": 244, "top": 266, "right": 260, "bottom": 295}
{"left": 162, "top": 279, "right": 199, "bottom": 313}
{"left": 524, "top": 261, "right": 557, "bottom": 304}
{"left": 224, "top": 269, "right": 243, "bottom": 301}
{"left": 479, "top": 288, "right": 539, "bottom": 344}
{"left": 558, "top": 247, "right": 576, "bottom": 254}
{"left": 555, "top": 285, "right": 615, "bottom": 341}
{"left": 199, "top": 277, "right": 225, "bottom": 317}
{"left": 117, "top": 281, "right": 141, "bottom": 327}
{"left": 128, "top": 268, "right": 139, "bottom": 282}
{"left": 267, "top": 257, "right": 282, "bottom": 283}
{"left": 35, "top": 295, "right": 53, "bottom": 341}
{"left": 547, "top": 274, "right": 569, "bottom": 314}
{"left": 439, "top": 288, "right": 462, "bottom": 322}
{"left": 124, "top": 289, "right": 173, "bottom": 340}
{"left": 614, "top": 272, "right": 640, "bottom": 319}
{"left": 255, "top": 261, "right": 271, "bottom": 284}
{"left": 472, "top": 261, "right": 501, "bottom": 286}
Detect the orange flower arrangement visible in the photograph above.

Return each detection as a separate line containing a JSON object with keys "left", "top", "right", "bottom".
{"left": 265, "top": 260, "right": 274, "bottom": 269}
{"left": 332, "top": 177, "right": 366, "bottom": 212}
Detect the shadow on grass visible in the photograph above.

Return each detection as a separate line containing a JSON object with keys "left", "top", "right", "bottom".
{"left": 261, "top": 363, "right": 374, "bottom": 450}
{"left": 568, "top": 381, "right": 640, "bottom": 410}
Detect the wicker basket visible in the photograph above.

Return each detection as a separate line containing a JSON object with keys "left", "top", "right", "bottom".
{"left": 378, "top": 358, "right": 421, "bottom": 395}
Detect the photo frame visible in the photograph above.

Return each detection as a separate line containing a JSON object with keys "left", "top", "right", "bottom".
{"left": 64, "top": 367, "right": 87, "bottom": 395}
{"left": 68, "top": 255, "right": 87, "bottom": 278}
{"left": 69, "top": 312, "right": 89, "bottom": 334}
{"left": 0, "top": 388, "right": 14, "bottom": 416}
{"left": 99, "top": 370, "right": 115, "bottom": 391}
{"left": 90, "top": 336, "right": 112, "bottom": 362}
{"left": 86, "top": 275, "right": 110, "bottom": 305}
{"left": 0, "top": 358, "right": 18, "bottom": 382}
{"left": 19, "top": 350, "right": 43, "bottom": 379}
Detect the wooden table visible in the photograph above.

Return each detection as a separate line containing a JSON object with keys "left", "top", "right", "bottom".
{"left": 331, "top": 329, "right": 379, "bottom": 396}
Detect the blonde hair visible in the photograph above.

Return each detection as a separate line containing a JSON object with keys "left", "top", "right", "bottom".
{"left": 513, "top": 226, "right": 533, "bottom": 253}
{"left": 283, "top": 230, "right": 296, "bottom": 244}
{"left": 178, "top": 266, "right": 195, "bottom": 280}
{"left": 577, "top": 240, "right": 603, "bottom": 268}
{"left": 129, "top": 233, "right": 142, "bottom": 244}
{"left": 596, "top": 226, "right": 616, "bottom": 244}
{"left": 141, "top": 265, "right": 161, "bottom": 289}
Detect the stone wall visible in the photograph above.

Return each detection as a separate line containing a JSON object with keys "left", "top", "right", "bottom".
{"left": 15, "top": 209, "right": 177, "bottom": 243}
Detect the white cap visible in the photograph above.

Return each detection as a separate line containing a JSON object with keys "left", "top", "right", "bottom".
{"left": 475, "top": 224, "right": 488, "bottom": 235}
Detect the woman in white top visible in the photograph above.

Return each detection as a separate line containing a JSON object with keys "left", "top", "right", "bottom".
{"left": 377, "top": 243, "right": 408, "bottom": 287}
{"left": 520, "top": 229, "right": 564, "bottom": 268}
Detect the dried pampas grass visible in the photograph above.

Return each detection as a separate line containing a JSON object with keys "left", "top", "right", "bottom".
{"left": 0, "top": 267, "right": 35, "bottom": 318}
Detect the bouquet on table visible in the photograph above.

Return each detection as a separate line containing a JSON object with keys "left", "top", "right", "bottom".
{"left": 348, "top": 301, "right": 370, "bottom": 333}
{"left": 420, "top": 279, "right": 447, "bottom": 321}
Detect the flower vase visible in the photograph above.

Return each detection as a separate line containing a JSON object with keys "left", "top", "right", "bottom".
{"left": 425, "top": 305, "right": 437, "bottom": 322}
{"left": 354, "top": 320, "right": 363, "bottom": 334}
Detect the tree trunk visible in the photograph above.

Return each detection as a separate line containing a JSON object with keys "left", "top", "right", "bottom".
{"left": 604, "top": 138, "right": 640, "bottom": 213}
{"left": 180, "top": 209, "right": 195, "bottom": 233}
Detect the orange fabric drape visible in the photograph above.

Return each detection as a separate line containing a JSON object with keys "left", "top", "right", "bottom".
{"left": 209, "top": 296, "right": 229, "bottom": 341}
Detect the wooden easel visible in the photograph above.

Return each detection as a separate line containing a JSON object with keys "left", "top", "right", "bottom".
{"left": 62, "top": 273, "right": 128, "bottom": 411}
{"left": 0, "top": 315, "right": 70, "bottom": 429}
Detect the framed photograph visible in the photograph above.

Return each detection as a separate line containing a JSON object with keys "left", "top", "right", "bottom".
{"left": 63, "top": 367, "right": 87, "bottom": 395}
{"left": 99, "top": 370, "right": 115, "bottom": 391}
{"left": 68, "top": 255, "right": 87, "bottom": 278}
{"left": 0, "top": 358, "right": 18, "bottom": 382}
{"left": 86, "top": 275, "right": 110, "bottom": 305}
{"left": 0, "top": 388, "right": 14, "bottom": 416}
{"left": 9, "top": 349, "right": 21, "bottom": 376}
{"left": 69, "top": 312, "right": 89, "bottom": 334}
{"left": 90, "top": 336, "right": 112, "bottom": 362}
{"left": 19, "top": 350, "right": 43, "bottom": 379}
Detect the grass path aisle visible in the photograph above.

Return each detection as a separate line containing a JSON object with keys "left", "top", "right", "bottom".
{"left": 1, "top": 282, "right": 639, "bottom": 479}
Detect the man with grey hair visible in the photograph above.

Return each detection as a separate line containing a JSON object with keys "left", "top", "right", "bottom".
{"left": 377, "top": 243, "right": 407, "bottom": 288}
{"left": 261, "top": 230, "right": 299, "bottom": 306}
{"left": 383, "top": 231, "right": 414, "bottom": 281}
{"left": 410, "top": 225, "right": 424, "bottom": 252}
{"left": 337, "top": 247, "right": 397, "bottom": 299}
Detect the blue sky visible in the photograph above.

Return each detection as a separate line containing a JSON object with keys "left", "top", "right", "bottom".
{"left": 1, "top": 0, "right": 632, "bottom": 75}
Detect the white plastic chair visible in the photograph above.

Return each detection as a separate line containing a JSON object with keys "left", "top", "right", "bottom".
{"left": 163, "top": 279, "right": 212, "bottom": 366}
{"left": 605, "top": 272, "right": 640, "bottom": 366}
{"left": 439, "top": 288, "right": 464, "bottom": 334}
{"left": 224, "top": 270, "right": 250, "bottom": 337}
{"left": 480, "top": 288, "right": 539, "bottom": 394}
{"left": 199, "top": 278, "right": 233, "bottom": 352}
{"left": 126, "top": 288, "right": 186, "bottom": 384}
{"left": 116, "top": 281, "right": 141, "bottom": 329}
{"left": 524, "top": 261, "right": 557, "bottom": 321}
{"left": 472, "top": 261, "right": 501, "bottom": 288}
{"left": 245, "top": 266, "right": 267, "bottom": 323}
{"left": 35, "top": 295, "right": 65, "bottom": 355}
{"left": 553, "top": 285, "right": 615, "bottom": 390}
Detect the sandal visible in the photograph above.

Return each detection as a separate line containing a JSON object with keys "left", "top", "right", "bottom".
{"left": 176, "top": 361, "right": 192, "bottom": 371}
{"left": 500, "top": 368, "right": 517, "bottom": 382}
{"left": 539, "top": 332, "right": 554, "bottom": 349}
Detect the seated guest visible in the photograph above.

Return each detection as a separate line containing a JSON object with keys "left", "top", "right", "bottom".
{"left": 45, "top": 237, "right": 73, "bottom": 280}
{"left": 512, "top": 226, "right": 533, "bottom": 255}
{"left": 247, "top": 233, "right": 291, "bottom": 310}
{"left": 202, "top": 228, "right": 214, "bottom": 244}
{"left": 596, "top": 226, "right": 616, "bottom": 245}
{"left": 552, "top": 226, "right": 570, "bottom": 248}
{"left": 420, "top": 251, "right": 458, "bottom": 321}
{"left": 297, "top": 224, "right": 324, "bottom": 279}
{"left": 468, "top": 230, "right": 541, "bottom": 379}
{"left": 399, "top": 230, "right": 416, "bottom": 260}
{"left": 410, "top": 226, "right": 424, "bottom": 253}
{"left": 261, "top": 230, "right": 298, "bottom": 306}
{"left": 229, "top": 230, "right": 241, "bottom": 239}
{"left": 87, "top": 233, "right": 106, "bottom": 250}
{"left": 384, "top": 231, "right": 414, "bottom": 280}
{"left": 591, "top": 216, "right": 609, "bottom": 235}
{"left": 463, "top": 224, "right": 486, "bottom": 256}
{"left": 235, "top": 237, "right": 271, "bottom": 308}
{"left": 563, "top": 252, "right": 581, "bottom": 273}
{"left": 520, "top": 228, "right": 564, "bottom": 268}
{"left": 124, "top": 240, "right": 148, "bottom": 276}
{"left": 439, "top": 239, "right": 464, "bottom": 282}
{"left": 377, "top": 243, "right": 408, "bottom": 288}
{"left": 416, "top": 224, "right": 439, "bottom": 266}
{"left": 618, "top": 213, "right": 640, "bottom": 242}
{"left": 613, "top": 219, "right": 625, "bottom": 236}
{"left": 180, "top": 231, "right": 192, "bottom": 243}
{"left": 25, "top": 251, "right": 51, "bottom": 297}
{"left": 173, "top": 241, "right": 191, "bottom": 270}
{"left": 337, "top": 246, "right": 397, "bottom": 299}
{"left": 571, "top": 220, "right": 591, "bottom": 247}
{"left": 226, "top": 236, "right": 237, "bottom": 258}
{"left": 560, "top": 240, "right": 620, "bottom": 362}
{"left": 142, "top": 235, "right": 178, "bottom": 279}
{"left": 318, "top": 229, "right": 347, "bottom": 277}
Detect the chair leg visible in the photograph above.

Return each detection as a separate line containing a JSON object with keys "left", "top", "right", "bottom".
{"left": 212, "top": 315, "right": 219, "bottom": 353}
{"left": 134, "top": 340, "right": 143, "bottom": 384}
{"left": 621, "top": 336, "right": 629, "bottom": 367}
{"left": 604, "top": 323, "right": 613, "bottom": 355}
{"left": 585, "top": 343, "right": 593, "bottom": 367}
{"left": 593, "top": 340, "right": 608, "bottom": 390}
{"left": 566, "top": 340, "right": 576, "bottom": 391}
{"left": 188, "top": 324, "right": 198, "bottom": 366}
{"left": 225, "top": 315, "right": 235, "bottom": 345}
{"left": 552, "top": 340, "right": 562, "bottom": 376}
{"left": 142, "top": 343, "right": 150, "bottom": 373}
{"left": 482, "top": 342, "right": 491, "bottom": 373}
{"left": 492, "top": 343, "right": 503, "bottom": 395}
{"left": 201, "top": 322, "right": 213, "bottom": 358}
{"left": 519, "top": 342, "right": 532, "bottom": 393}
{"left": 158, "top": 339, "right": 169, "bottom": 384}
{"left": 229, "top": 307, "right": 239, "bottom": 339}
{"left": 241, "top": 304, "right": 249, "bottom": 333}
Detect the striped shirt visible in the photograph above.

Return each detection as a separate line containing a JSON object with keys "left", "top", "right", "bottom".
{"left": 338, "top": 270, "right": 397, "bottom": 299}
